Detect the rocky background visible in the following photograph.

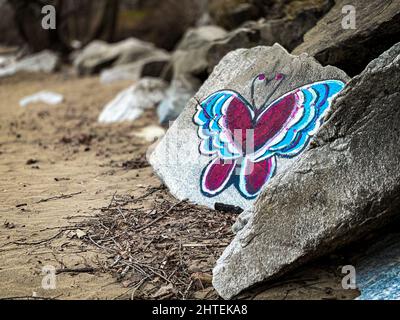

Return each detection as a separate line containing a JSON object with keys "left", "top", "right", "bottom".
{"left": 0, "top": 0, "right": 400, "bottom": 300}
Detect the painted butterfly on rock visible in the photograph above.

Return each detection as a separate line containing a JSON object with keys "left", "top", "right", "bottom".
{"left": 193, "top": 73, "right": 345, "bottom": 199}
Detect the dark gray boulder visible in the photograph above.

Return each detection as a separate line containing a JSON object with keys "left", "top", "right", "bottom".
{"left": 207, "top": 0, "right": 333, "bottom": 71}
{"left": 172, "top": 10, "right": 337, "bottom": 80}
{"left": 171, "top": 25, "right": 227, "bottom": 85}
{"left": 213, "top": 42, "right": 400, "bottom": 299}
{"left": 100, "top": 51, "right": 170, "bottom": 84}
{"left": 208, "top": 0, "right": 264, "bottom": 30}
{"left": 207, "top": 0, "right": 332, "bottom": 31}
{"left": 158, "top": 25, "right": 227, "bottom": 123}
{"left": 157, "top": 79, "right": 197, "bottom": 125}
{"left": 293, "top": 0, "right": 400, "bottom": 76}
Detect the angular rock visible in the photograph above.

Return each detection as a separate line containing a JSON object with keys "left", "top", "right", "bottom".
{"left": 171, "top": 25, "right": 227, "bottom": 84}
{"left": 208, "top": 0, "right": 263, "bottom": 30}
{"left": 157, "top": 79, "right": 197, "bottom": 125}
{"left": 98, "top": 78, "right": 167, "bottom": 124}
{"left": 293, "top": 0, "right": 400, "bottom": 76}
{"left": 0, "top": 50, "right": 59, "bottom": 78}
{"left": 100, "top": 51, "right": 170, "bottom": 84}
{"left": 259, "top": 0, "right": 334, "bottom": 51}
{"left": 205, "top": 25, "right": 261, "bottom": 72}
{"left": 207, "top": 0, "right": 333, "bottom": 72}
{"left": 73, "top": 38, "right": 167, "bottom": 75}
{"left": 160, "top": 25, "right": 227, "bottom": 122}
{"left": 209, "top": 0, "right": 331, "bottom": 30}
{"left": 208, "top": 0, "right": 333, "bottom": 30}
{"left": 213, "top": 43, "right": 400, "bottom": 299}
{"left": 176, "top": 25, "right": 228, "bottom": 51}
{"left": 150, "top": 43, "right": 348, "bottom": 210}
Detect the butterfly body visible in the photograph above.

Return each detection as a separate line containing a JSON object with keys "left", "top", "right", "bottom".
{"left": 193, "top": 74, "right": 345, "bottom": 199}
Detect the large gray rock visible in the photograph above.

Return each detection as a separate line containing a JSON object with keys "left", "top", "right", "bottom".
{"left": 213, "top": 43, "right": 400, "bottom": 299}
{"left": 171, "top": 25, "right": 227, "bottom": 84}
{"left": 205, "top": 24, "right": 261, "bottom": 73}
{"left": 258, "top": 0, "right": 333, "bottom": 52}
{"left": 73, "top": 38, "right": 168, "bottom": 75}
{"left": 157, "top": 78, "right": 197, "bottom": 125}
{"left": 208, "top": 0, "right": 264, "bottom": 30}
{"left": 176, "top": 25, "right": 228, "bottom": 51}
{"left": 207, "top": 0, "right": 333, "bottom": 71}
{"left": 208, "top": 0, "right": 321, "bottom": 30}
{"left": 100, "top": 51, "right": 170, "bottom": 84}
{"left": 293, "top": 0, "right": 400, "bottom": 76}
{"left": 159, "top": 25, "right": 227, "bottom": 123}
{"left": 150, "top": 43, "right": 348, "bottom": 210}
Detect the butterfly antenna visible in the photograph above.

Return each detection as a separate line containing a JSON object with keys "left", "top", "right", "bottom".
{"left": 194, "top": 96, "right": 202, "bottom": 108}
{"left": 251, "top": 74, "right": 272, "bottom": 108}
{"left": 262, "top": 73, "right": 286, "bottom": 106}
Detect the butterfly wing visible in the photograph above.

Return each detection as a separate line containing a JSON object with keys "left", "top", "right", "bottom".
{"left": 193, "top": 90, "right": 255, "bottom": 160}
{"left": 193, "top": 90, "right": 254, "bottom": 196}
{"left": 253, "top": 80, "right": 345, "bottom": 161}
{"left": 236, "top": 156, "right": 277, "bottom": 199}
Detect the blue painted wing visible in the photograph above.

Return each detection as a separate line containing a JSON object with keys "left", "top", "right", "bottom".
{"left": 253, "top": 80, "right": 345, "bottom": 161}
{"left": 193, "top": 90, "right": 249, "bottom": 160}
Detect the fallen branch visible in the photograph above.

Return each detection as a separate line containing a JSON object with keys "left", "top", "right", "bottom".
{"left": 36, "top": 191, "right": 83, "bottom": 204}
{"left": 10, "top": 227, "right": 77, "bottom": 246}
{"left": 56, "top": 267, "right": 98, "bottom": 275}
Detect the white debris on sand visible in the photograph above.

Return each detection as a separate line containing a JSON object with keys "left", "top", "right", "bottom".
{"left": 19, "top": 91, "right": 64, "bottom": 107}
{"left": 133, "top": 125, "right": 166, "bottom": 142}
{"left": 0, "top": 50, "right": 59, "bottom": 78}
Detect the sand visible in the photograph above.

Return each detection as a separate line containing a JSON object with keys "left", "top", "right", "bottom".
{"left": 0, "top": 72, "right": 157, "bottom": 299}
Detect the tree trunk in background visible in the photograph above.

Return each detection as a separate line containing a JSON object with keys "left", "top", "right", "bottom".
{"left": 7, "top": 0, "right": 120, "bottom": 53}
{"left": 93, "top": 0, "right": 120, "bottom": 42}
{"left": 8, "top": 0, "right": 63, "bottom": 52}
